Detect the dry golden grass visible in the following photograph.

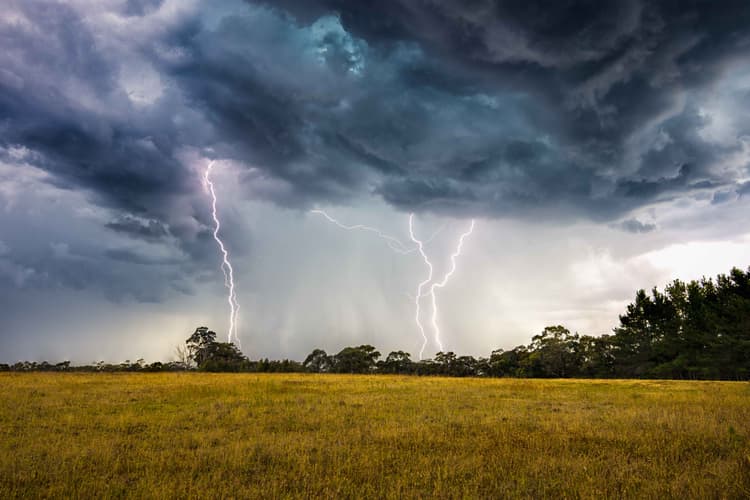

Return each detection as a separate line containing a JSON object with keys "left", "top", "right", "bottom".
{"left": 0, "top": 373, "right": 748, "bottom": 498}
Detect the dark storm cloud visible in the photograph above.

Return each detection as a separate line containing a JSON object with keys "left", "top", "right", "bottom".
{"left": 173, "top": 0, "right": 747, "bottom": 218}
{"left": 0, "top": 0, "right": 223, "bottom": 287}
{"left": 3, "top": 0, "right": 750, "bottom": 299}
{"left": 0, "top": 2, "right": 188, "bottom": 210}
{"left": 323, "top": 11, "right": 737, "bottom": 152}
{"left": 6, "top": 0, "right": 750, "bottom": 221}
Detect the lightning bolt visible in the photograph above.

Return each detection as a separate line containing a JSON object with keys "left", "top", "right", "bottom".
{"left": 427, "top": 219, "right": 475, "bottom": 353}
{"left": 410, "top": 215, "right": 475, "bottom": 359}
{"left": 204, "top": 160, "right": 240, "bottom": 347}
{"left": 311, "top": 208, "right": 473, "bottom": 360}
{"left": 409, "top": 213, "right": 433, "bottom": 360}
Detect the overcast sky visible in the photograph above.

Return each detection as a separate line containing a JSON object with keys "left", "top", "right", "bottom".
{"left": 1, "top": 0, "right": 750, "bottom": 363}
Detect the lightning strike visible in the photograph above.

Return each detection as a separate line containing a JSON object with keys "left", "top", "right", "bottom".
{"left": 312, "top": 208, "right": 473, "bottom": 360}
{"left": 204, "top": 160, "right": 240, "bottom": 347}
{"left": 408, "top": 213, "right": 433, "bottom": 360}
{"left": 427, "top": 219, "right": 475, "bottom": 353}
{"left": 410, "top": 215, "right": 475, "bottom": 358}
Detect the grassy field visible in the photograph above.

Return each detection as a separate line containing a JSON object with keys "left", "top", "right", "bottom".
{"left": 0, "top": 374, "right": 748, "bottom": 498}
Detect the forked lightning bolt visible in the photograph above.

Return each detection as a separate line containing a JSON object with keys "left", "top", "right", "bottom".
{"left": 408, "top": 214, "right": 433, "bottom": 359}
{"left": 313, "top": 208, "right": 474, "bottom": 360}
{"left": 427, "top": 219, "right": 475, "bottom": 354}
{"left": 410, "top": 215, "right": 475, "bottom": 359}
{"left": 204, "top": 160, "right": 240, "bottom": 347}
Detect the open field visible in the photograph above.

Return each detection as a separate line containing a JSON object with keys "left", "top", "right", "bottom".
{"left": 1, "top": 374, "right": 748, "bottom": 498}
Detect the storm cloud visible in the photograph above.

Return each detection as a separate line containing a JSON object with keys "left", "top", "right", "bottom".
{"left": 2, "top": 0, "right": 749, "bottom": 230}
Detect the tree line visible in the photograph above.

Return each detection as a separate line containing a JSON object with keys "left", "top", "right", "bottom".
{"left": 2, "top": 266, "right": 749, "bottom": 380}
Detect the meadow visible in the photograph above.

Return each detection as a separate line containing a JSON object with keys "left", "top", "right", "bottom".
{"left": 1, "top": 373, "right": 748, "bottom": 498}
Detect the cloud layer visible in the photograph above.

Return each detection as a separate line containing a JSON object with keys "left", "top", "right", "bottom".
{"left": 3, "top": 1, "right": 749, "bottom": 226}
